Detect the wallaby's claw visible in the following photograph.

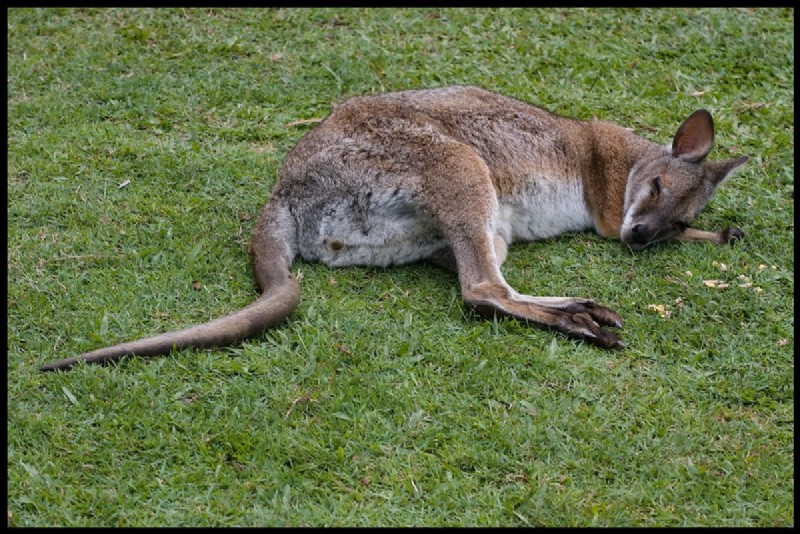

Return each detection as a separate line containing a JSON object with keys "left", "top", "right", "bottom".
{"left": 558, "top": 312, "right": 623, "bottom": 349}
{"left": 722, "top": 226, "right": 745, "bottom": 245}
{"left": 586, "top": 302, "right": 624, "bottom": 329}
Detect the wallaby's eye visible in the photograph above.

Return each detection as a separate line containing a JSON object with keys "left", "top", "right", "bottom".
{"left": 651, "top": 176, "right": 661, "bottom": 196}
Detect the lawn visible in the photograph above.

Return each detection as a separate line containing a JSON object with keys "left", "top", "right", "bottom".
{"left": 6, "top": 7, "right": 793, "bottom": 527}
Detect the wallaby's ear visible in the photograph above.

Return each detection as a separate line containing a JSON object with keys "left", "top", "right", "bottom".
{"left": 672, "top": 109, "right": 715, "bottom": 162}
{"left": 705, "top": 156, "right": 749, "bottom": 186}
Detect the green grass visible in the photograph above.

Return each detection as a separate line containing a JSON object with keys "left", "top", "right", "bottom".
{"left": 7, "top": 7, "right": 793, "bottom": 527}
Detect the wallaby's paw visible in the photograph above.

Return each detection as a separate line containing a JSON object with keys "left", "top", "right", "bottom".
{"left": 721, "top": 226, "right": 745, "bottom": 245}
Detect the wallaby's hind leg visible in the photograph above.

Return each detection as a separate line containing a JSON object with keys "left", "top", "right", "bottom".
{"left": 422, "top": 142, "right": 623, "bottom": 348}
{"left": 453, "top": 231, "right": 624, "bottom": 349}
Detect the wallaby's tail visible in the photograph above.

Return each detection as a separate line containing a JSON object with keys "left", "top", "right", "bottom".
{"left": 40, "top": 202, "right": 300, "bottom": 372}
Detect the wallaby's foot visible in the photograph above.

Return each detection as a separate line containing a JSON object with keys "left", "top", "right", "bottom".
{"left": 464, "top": 289, "right": 624, "bottom": 350}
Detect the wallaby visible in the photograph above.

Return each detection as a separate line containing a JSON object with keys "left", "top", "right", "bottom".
{"left": 40, "top": 85, "right": 748, "bottom": 372}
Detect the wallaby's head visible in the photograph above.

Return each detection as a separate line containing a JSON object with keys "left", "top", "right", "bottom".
{"left": 620, "top": 109, "right": 748, "bottom": 250}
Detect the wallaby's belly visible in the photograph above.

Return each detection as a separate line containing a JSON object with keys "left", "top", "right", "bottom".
{"left": 295, "top": 186, "right": 447, "bottom": 268}
{"left": 294, "top": 175, "right": 594, "bottom": 267}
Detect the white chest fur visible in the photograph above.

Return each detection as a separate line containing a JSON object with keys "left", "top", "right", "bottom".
{"left": 496, "top": 176, "right": 595, "bottom": 244}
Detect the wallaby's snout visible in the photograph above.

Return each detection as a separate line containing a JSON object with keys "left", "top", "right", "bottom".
{"left": 622, "top": 218, "right": 685, "bottom": 250}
